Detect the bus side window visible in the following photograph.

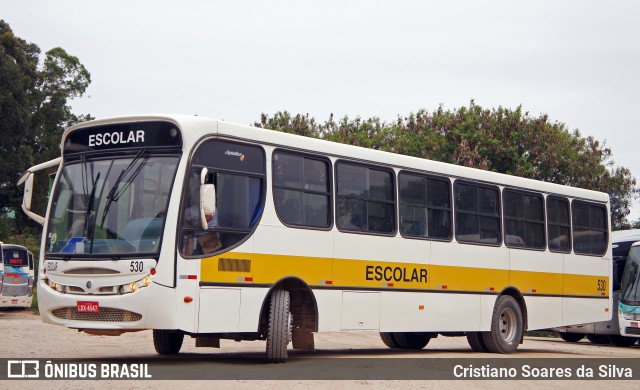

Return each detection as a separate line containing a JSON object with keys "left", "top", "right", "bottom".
{"left": 454, "top": 181, "right": 501, "bottom": 245}
{"left": 336, "top": 162, "right": 395, "bottom": 235}
{"left": 572, "top": 201, "right": 608, "bottom": 256}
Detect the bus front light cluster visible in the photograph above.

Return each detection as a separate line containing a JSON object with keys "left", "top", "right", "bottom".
{"left": 47, "top": 280, "right": 66, "bottom": 293}
{"left": 621, "top": 311, "right": 640, "bottom": 321}
{"left": 118, "top": 276, "right": 151, "bottom": 295}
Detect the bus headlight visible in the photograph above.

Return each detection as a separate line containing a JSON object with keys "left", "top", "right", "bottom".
{"left": 621, "top": 312, "right": 640, "bottom": 320}
{"left": 118, "top": 276, "right": 151, "bottom": 295}
{"left": 47, "top": 280, "right": 66, "bottom": 293}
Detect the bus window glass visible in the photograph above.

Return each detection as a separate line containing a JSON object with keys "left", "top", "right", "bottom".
{"left": 304, "top": 158, "right": 329, "bottom": 192}
{"left": 180, "top": 140, "right": 265, "bottom": 257}
{"left": 273, "top": 152, "right": 331, "bottom": 229}
{"left": 337, "top": 164, "right": 367, "bottom": 197}
{"left": 547, "top": 197, "right": 571, "bottom": 253}
{"left": 399, "top": 173, "right": 451, "bottom": 239}
{"left": 274, "top": 153, "right": 303, "bottom": 188}
{"left": 369, "top": 169, "right": 393, "bottom": 201}
{"left": 504, "top": 190, "right": 545, "bottom": 249}
{"left": 455, "top": 181, "right": 501, "bottom": 245}
{"left": 572, "top": 201, "right": 608, "bottom": 256}
{"left": 620, "top": 246, "right": 640, "bottom": 305}
{"left": 336, "top": 163, "right": 395, "bottom": 234}
{"left": 337, "top": 197, "right": 366, "bottom": 230}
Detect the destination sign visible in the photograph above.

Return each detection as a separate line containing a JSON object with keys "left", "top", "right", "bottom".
{"left": 63, "top": 121, "right": 182, "bottom": 155}
{"left": 3, "top": 250, "right": 28, "bottom": 267}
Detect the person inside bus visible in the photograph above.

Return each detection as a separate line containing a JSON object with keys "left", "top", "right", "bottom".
{"left": 183, "top": 183, "right": 221, "bottom": 255}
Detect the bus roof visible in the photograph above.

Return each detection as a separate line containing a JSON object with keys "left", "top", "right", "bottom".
{"left": 1, "top": 244, "right": 28, "bottom": 251}
{"left": 613, "top": 229, "right": 640, "bottom": 244}
{"left": 63, "top": 114, "right": 609, "bottom": 203}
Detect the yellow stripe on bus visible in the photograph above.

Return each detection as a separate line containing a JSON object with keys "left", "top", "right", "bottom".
{"left": 200, "top": 252, "right": 608, "bottom": 297}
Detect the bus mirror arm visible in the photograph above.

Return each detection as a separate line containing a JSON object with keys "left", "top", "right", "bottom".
{"left": 200, "top": 168, "right": 216, "bottom": 230}
{"left": 17, "top": 157, "right": 62, "bottom": 225}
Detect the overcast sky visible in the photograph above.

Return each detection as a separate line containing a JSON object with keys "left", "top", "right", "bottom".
{"left": 4, "top": 0, "right": 640, "bottom": 221}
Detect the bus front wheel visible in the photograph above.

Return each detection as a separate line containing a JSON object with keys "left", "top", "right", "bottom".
{"left": 482, "top": 295, "right": 523, "bottom": 354}
{"left": 153, "top": 329, "right": 184, "bottom": 355}
{"left": 266, "top": 289, "right": 291, "bottom": 363}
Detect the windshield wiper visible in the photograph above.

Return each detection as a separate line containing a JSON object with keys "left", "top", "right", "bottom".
{"left": 83, "top": 172, "right": 101, "bottom": 238}
{"left": 99, "top": 150, "right": 147, "bottom": 229}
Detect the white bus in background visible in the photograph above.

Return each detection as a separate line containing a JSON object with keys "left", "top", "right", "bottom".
{"left": 0, "top": 242, "right": 35, "bottom": 309}
{"left": 19, "top": 115, "right": 612, "bottom": 362}
{"left": 619, "top": 240, "right": 640, "bottom": 339}
{"left": 553, "top": 229, "right": 640, "bottom": 346}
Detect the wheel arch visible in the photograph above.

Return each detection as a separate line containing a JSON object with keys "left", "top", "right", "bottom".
{"left": 499, "top": 287, "right": 528, "bottom": 332}
{"left": 258, "top": 277, "right": 319, "bottom": 335}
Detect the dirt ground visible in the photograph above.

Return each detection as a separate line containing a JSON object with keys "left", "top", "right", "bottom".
{"left": 1, "top": 309, "right": 639, "bottom": 389}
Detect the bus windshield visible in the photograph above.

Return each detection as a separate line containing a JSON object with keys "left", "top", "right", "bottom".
{"left": 46, "top": 154, "right": 179, "bottom": 258}
{"left": 620, "top": 246, "right": 640, "bottom": 306}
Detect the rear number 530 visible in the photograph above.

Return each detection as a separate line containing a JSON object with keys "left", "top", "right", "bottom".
{"left": 130, "top": 261, "right": 144, "bottom": 272}
{"left": 597, "top": 279, "right": 607, "bottom": 292}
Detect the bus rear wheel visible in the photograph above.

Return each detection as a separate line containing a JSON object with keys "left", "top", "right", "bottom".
{"left": 393, "top": 332, "right": 431, "bottom": 349}
{"left": 558, "top": 332, "right": 585, "bottom": 342}
{"left": 266, "top": 289, "right": 291, "bottom": 363}
{"left": 608, "top": 335, "right": 638, "bottom": 347}
{"left": 467, "top": 332, "right": 489, "bottom": 352}
{"left": 153, "top": 329, "right": 184, "bottom": 354}
{"left": 482, "top": 295, "right": 523, "bottom": 354}
{"left": 586, "top": 334, "right": 610, "bottom": 345}
{"left": 379, "top": 332, "right": 400, "bottom": 348}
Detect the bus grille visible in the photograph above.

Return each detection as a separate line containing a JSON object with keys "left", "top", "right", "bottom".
{"left": 2, "top": 285, "right": 28, "bottom": 297}
{"left": 52, "top": 307, "right": 142, "bottom": 322}
{"left": 625, "top": 327, "right": 640, "bottom": 336}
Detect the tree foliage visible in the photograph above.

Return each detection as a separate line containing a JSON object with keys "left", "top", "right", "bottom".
{"left": 256, "top": 102, "right": 639, "bottom": 229}
{"left": 0, "top": 20, "right": 92, "bottom": 234}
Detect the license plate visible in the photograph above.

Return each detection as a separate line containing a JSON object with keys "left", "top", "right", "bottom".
{"left": 77, "top": 301, "right": 99, "bottom": 313}
{"left": 631, "top": 322, "right": 638, "bottom": 328}
{"left": 12, "top": 299, "right": 17, "bottom": 304}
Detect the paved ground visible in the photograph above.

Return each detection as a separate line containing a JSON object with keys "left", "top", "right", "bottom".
{"left": 1, "top": 308, "right": 639, "bottom": 389}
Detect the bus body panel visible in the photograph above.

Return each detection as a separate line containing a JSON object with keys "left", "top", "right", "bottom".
{"left": 525, "top": 296, "right": 564, "bottom": 330}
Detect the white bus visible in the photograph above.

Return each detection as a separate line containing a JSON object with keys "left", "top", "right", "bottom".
{"left": 553, "top": 229, "right": 640, "bottom": 346}
{"left": 18, "top": 115, "right": 612, "bottom": 361}
{"left": 619, "top": 241, "right": 640, "bottom": 339}
{"left": 0, "top": 243, "right": 35, "bottom": 309}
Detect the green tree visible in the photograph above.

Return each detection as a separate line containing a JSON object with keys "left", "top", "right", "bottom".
{"left": 257, "top": 101, "right": 639, "bottom": 229}
{"left": 0, "top": 20, "right": 91, "bottom": 234}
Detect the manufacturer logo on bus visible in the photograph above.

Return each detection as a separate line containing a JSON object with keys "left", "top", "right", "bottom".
{"left": 225, "top": 150, "right": 245, "bottom": 161}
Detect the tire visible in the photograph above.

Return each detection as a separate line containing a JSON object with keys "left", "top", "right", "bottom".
{"left": 558, "top": 332, "right": 585, "bottom": 343}
{"left": 153, "top": 329, "right": 184, "bottom": 355}
{"left": 586, "top": 334, "right": 610, "bottom": 345}
{"left": 482, "top": 295, "right": 524, "bottom": 354}
{"left": 266, "top": 289, "right": 291, "bottom": 363}
{"left": 392, "top": 332, "right": 431, "bottom": 349}
{"left": 608, "top": 335, "right": 638, "bottom": 347}
{"left": 467, "top": 332, "right": 489, "bottom": 352}
{"left": 380, "top": 332, "right": 400, "bottom": 348}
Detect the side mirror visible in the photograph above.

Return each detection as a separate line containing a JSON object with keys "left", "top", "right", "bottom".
{"left": 200, "top": 168, "right": 216, "bottom": 230}
{"left": 17, "top": 157, "right": 62, "bottom": 225}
